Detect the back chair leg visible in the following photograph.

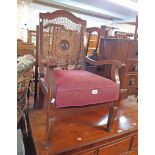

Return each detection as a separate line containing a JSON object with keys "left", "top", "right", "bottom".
{"left": 34, "top": 79, "right": 38, "bottom": 108}
{"left": 107, "top": 106, "right": 118, "bottom": 132}
{"left": 23, "top": 112, "right": 28, "bottom": 137}
{"left": 37, "top": 84, "right": 44, "bottom": 109}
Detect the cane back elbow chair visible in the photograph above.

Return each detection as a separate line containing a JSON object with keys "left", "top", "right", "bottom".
{"left": 37, "top": 10, "right": 124, "bottom": 148}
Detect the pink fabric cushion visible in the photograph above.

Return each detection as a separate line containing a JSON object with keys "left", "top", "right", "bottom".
{"left": 46, "top": 70, "right": 119, "bottom": 108}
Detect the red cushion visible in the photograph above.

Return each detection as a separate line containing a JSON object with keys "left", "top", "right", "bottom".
{"left": 46, "top": 70, "right": 119, "bottom": 108}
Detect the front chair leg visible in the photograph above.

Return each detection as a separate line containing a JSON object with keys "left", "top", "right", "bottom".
{"left": 107, "top": 106, "right": 118, "bottom": 132}
{"left": 45, "top": 117, "right": 55, "bottom": 150}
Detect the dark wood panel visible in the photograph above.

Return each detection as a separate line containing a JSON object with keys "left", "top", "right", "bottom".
{"left": 127, "top": 41, "right": 138, "bottom": 59}
{"left": 99, "top": 38, "right": 129, "bottom": 62}
{"left": 99, "top": 38, "right": 129, "bottom": 79}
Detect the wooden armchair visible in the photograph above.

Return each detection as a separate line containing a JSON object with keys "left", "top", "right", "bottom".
{"left": 37, "top": 10, "right": 124, "bottom": 148}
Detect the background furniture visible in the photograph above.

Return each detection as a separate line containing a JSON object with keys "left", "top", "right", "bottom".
{"left": 99, "top": 39, "right": 138, "bottom": 96}
{"left": 17, "top": 55, "right": 35, "bottom": 135}
{"left": 37, "top": 10, "right": 123, "bottom": 148}
{"left": 85, "top": 27, "right": 108, "bottom": 75}
{"left": 17, "top": 39, "right": 35, "bottom": 57}
{"left": 86, "top": 27, "right": 108, "bottom": 56}
{"left": 27, "top": 30, "right": 37, "bottom": 46}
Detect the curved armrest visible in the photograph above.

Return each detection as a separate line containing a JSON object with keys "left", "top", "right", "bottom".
{"left": 85, "top": 56, "right": 125, "bottom": 68}
{"left": 85, "top": 56, "right": 125, "bottom": 86}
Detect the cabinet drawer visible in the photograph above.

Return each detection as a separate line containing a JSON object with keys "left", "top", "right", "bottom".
{"left": 121, "top": 74, "right": 138, "bottom": 88}
{"left": 98, "top": 138, "right": 131, "bottom": 155}
{"left": 127, "top": 41, "right": 138, "bottom": 59}
{"left": 125, "top": 60, "right": 138, "bottom": 73}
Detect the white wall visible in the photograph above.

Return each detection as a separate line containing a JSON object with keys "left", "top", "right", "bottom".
{"left": 17, "top": 2, "right": 135, "bottom": 41}
{"left": 111, "top": 23, "right": 136, "bottom": 35}
{"left": 17, "top": 2, "right": 112, "bottom": 41}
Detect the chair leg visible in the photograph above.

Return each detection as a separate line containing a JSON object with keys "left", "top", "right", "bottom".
{"left": 34, "top": 79, "right": 38, "bottom": 108}
{"left": 107, "top": 106, "right": 118, "bottom": 132}
{"left": 36, "top": 84, "right": 44, "bottom": 109}
{"left": 27, "top": 86, "right": 30, "bottom": 109}
{"left": 23, "top": 112, "right": 28, "bottom": 137}
{"left": 45, "top": 117, "right": 55, "bottom": 149}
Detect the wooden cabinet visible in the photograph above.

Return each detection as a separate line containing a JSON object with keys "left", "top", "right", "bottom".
{"left": 99, "top": 39, "right": 138, "bottom": 96}
{"left": 125, "top": 41, "right": 138, "bottom": 96}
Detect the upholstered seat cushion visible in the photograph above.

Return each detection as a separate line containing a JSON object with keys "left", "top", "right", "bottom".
{"left": 45, "top": 70, "right": 119, "bottom": 108}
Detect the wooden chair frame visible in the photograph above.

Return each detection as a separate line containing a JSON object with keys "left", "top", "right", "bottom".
{"left": 36, "top": 10, "right": 124, "bottom": 148}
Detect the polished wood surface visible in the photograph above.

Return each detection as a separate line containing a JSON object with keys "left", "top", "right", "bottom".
{"left": 29, "top": 97, "right": 138, "bottom": 155}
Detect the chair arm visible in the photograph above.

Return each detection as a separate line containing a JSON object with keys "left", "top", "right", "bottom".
{"left": 85, "top": 56, "right": 125, "bottom": 86}
{"left": 85, "top": 56, "right": 125, "bottom": 68}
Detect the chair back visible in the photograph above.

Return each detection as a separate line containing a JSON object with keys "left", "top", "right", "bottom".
{"left": 39, "top": 10, "right": 86, "bottom": 70}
